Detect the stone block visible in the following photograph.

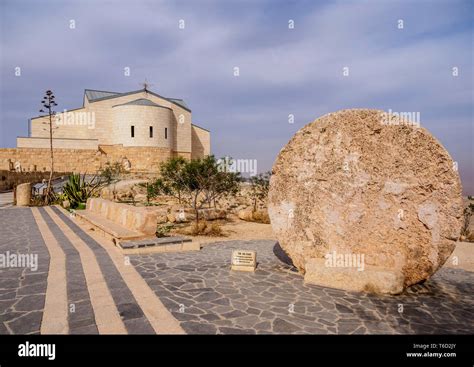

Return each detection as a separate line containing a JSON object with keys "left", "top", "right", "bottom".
{"left": 268, "top": 109, "right": 463, "bottom": 293}
{"left": 86, "top": 198, "right": 157, "bottom": 235}
{"left": 16, "top": 182, "right": 31, "bottom": 206}
{"left": 304, "top": 258, "right": 404, "bottom": 294}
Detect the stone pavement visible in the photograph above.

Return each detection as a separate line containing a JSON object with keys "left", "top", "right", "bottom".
{"left": 131, "top": 241, "right": 474, "bottom": 334}
{"left": 0, "top": 206, "right": 182, "bottom": 334}
{"left": 0, "top": 192, "right": 14, "bottom": 209}
{"left": 0, "top": 206, "right": 473, "bottom": 334}
{"left": 0, "top": 208, "right": 49, "bottom": 334}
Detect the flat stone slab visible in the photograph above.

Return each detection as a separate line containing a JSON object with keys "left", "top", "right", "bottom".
{"left": 0, "top": 208, "right": 50, "bottom": 334}
{"left": 119, "top": 236, "right": 192, "bottom": 249}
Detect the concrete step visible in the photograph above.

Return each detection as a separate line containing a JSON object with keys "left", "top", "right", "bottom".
{"left": 118, "top": 236, "right": 192, "bottom": 249}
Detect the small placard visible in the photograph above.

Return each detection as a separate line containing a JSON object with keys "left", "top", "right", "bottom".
{"left": 231, "top": 250, "right": 257, "bottom": 272}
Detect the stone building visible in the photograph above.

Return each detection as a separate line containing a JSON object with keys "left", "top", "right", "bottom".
{"left": 0, "top": 88, "right": 210, "bottom": 175}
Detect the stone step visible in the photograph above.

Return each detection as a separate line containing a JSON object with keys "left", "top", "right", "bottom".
{"left": 118, "top": 236, "right": 192, "bottom": 249}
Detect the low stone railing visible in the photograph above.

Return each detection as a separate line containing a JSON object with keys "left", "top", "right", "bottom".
{"left": 86, "top": 198, "right": 157, "bottom": 236}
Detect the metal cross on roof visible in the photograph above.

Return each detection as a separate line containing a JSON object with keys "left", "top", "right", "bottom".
{"left": 140, "top": 78, "right": 154, "bottom": 93}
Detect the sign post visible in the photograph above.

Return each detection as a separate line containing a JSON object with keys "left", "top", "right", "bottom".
{"left": 231, "top": 250, "right": 257, "bottom": 272}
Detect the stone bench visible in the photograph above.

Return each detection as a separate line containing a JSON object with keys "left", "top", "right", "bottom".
{"left": 75, "top": 198, "right": 157, "bottom": 240}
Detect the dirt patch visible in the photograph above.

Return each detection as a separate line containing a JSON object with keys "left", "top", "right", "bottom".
{"left": 445, "top": 241, "right": 474, "bottom": 272}
{"left": 170, "top": 214, "right": 275, "bottom": 246}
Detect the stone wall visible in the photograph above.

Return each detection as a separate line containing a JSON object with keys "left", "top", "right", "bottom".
{"left": 30, "top": 107, "right": 93, "bottom": 140}
{"left": 191, "top": 125, "right": 211, "bottom": 159}
{"left": 98, "top": 145, "right": 174, "bottom": 172}
{"left": 112, "top": 104, "right": 173, "bottom": 148}
{"left": 30, "top": 90, "right": 193, "bottom": 153}
{"left": 17, "top": 137, "right": 99, "bottom": 149}
{"left": 0, "top": 145, "right": 179, "bottom": 177}
{"left": 174, "top": 151, "right": 192, "bottom": 160}
{"left": 0, "top": 170, "right": 67, "bottom": 191}
{"left": 0, "top": 148, "right": 98, "bottom": 173}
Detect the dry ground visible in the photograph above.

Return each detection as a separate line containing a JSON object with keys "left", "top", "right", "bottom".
{"left": 170, "top": 214, "right": 275, "bottom": 245}
{"left": 446, "top": 242, "right": 474, "bottom": 272}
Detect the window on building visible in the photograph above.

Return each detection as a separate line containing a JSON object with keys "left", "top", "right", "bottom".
{"left": 165, "top": 127, "right": 168, "bottom": 139}
{"left": 131, "top": 125, "right": 135, "bottom": 138}
{"left": 149, "top": 126, "right": 153, "bottom": 138}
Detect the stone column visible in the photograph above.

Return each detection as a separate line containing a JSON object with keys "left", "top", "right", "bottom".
{"left": 16, "top": 183, "right": 31, "bottom": 206}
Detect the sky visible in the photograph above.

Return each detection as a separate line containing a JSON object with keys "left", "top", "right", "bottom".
{"left": 0, "top": 0, "right": 473, "bottom": 193}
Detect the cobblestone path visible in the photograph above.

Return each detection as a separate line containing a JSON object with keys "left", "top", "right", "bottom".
{"left": 1, "top": 207, "right": 473, "bottom": 334}
{"left": 132, "top": 241, "right": 474, "bottom": 334}
{"left": 0, "top": 206, "right": 182, "bottom": 334}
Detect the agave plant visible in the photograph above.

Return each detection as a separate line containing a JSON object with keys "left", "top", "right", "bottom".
{"left": 63, "top": 173, "right": 103, "bottom": 209}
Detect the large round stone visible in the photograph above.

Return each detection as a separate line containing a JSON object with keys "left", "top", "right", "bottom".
{"left": 268, "top": 109, "right": 463, "bottom": 294}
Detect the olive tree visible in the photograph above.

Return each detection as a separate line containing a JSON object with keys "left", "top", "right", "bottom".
{"left": 249, "top": 171, "right": 271, "bottom": 212}
{"left": 155, "top": 155, "right": 240, "bottom": 224}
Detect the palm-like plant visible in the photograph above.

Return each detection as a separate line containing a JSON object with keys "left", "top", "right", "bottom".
{"left": 63, "top": 173, "right": 103, "bottom": 209}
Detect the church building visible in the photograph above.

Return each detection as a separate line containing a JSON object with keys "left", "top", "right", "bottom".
{"left": 19, "top": 88, "right": 210, "bottom": 160}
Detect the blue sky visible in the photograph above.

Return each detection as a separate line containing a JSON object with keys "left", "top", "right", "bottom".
{"left": 1, "top": 0, "right": 473, "bottom": 193}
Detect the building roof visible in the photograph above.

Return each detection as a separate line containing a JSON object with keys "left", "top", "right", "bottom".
{"left": 167, "top": 98, "right": 189, "bottom": 110}
{"left": 84, "top": 88, "right": 191, "bottom": 112}
{"left": 112, "top": 98, "right": 171, "bottom": 109}
{"left": 191, "top": 123, "right": 210, "bottom": 132}
{"left": 85, "top": 89, "right": 120, "bottom": 101}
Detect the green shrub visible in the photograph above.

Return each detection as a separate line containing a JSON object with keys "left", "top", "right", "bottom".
{"left": 100, "top": 162, "right": 125, "bottom": 185}
{"left": 63, "top": 173, "right": 103, "bottom": 209}
{"left": 249, "top": 172, "right": 271, "bottom": 211}
{"left": 138, "top": 178, "right": 167, "bottom": 204}
{"left": 158, "top": 156, "right": 240, "bottom": 224}
{"left": 156, "top": 223, "right": 173, "bottom": 238}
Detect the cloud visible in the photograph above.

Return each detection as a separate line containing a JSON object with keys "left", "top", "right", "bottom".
{"left": 0, "top": 0, "right": 472, "bottom": 193}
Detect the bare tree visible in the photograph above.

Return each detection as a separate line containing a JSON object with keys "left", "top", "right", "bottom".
{"left": 39, "top": 90, "right": 57, "bottom": 204}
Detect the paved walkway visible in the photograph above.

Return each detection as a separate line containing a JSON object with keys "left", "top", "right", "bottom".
{"left": 0, "top": 192, "right": 14, "bottom": 209}
{"left": 131, "top": 241, "right": 474, "bottom": 334}
{"left": 0, "top": 206, "right": 182, "bottom": 334}
{"left": 0, "top": 206, "right": 473, "bottom": 334}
